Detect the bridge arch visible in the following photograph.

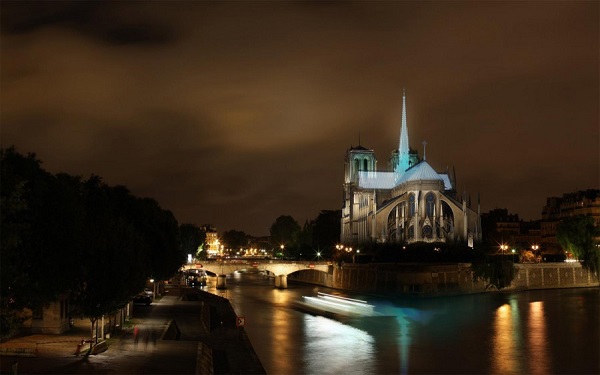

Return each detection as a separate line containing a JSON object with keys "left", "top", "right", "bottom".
{"left": 182, "top": 260, "right": 330, "bottom": 289}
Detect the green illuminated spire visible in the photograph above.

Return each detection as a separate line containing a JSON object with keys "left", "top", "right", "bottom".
{"left": 396, "top": 88, "right": 410, "bottom": 174}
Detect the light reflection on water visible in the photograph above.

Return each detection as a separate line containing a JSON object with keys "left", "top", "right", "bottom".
{"left": 528, "top": 301, "right": 549, "bottom": 375}
{"left": 303, "top": 315, "right": 375, "bottom": 375}
{"left": 208, "top": 273, "right": 598, "bottom": 374}
{"left": 492, "top": 300, "right": 522, "bottom": 374}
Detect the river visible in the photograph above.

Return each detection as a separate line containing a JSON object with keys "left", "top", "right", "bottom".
{"left": 204, "top": 270, "right": 599, "bottom": 375}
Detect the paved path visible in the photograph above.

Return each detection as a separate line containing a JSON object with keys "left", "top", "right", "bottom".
{"left": 0, "top": 286, "right": 265, "bottom": 374}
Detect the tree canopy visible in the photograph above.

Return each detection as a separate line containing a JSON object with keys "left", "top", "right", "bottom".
{"left": 221, "top": 229, "right": 248, "bottom": 252}
{"left": 180, "top": 223, "right": 206, "bottom": 259}
{"left": 270, "top": 215, "right": 301, "bottom": 258}
{"left": 557, "top": 215, "right": 599, "bottom": 275}
{"left": 1, "top": 147, "right": 185, "bottom": 335}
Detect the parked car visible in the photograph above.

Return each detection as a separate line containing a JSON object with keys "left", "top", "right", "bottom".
{"left": 143, "top": 288, "right": 154, "bottom": 297}
{"left": 133, "top": 295, "right": 152, "bottom": 306}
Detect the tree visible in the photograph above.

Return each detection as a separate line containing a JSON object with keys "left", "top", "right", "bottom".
{"left": 270, "top": 215, "right": 301, "bottom": 258}
{"left": 297, "top": 220, "right": 314, "bottom": 260}
{"left": 312, "top": 210, "right": 341, "bottom": 259}
{"left": 180, "top": 223, "right": 205, "bottom": 260}
{"left": 1, "top": 147, "right": 189, "bottom": 341}
{"left": 221, "top": 229, "right": 248, "bottom": 254}
{"left": 133, "top": 196, "right": 183, "bottom": 280}
{"left": 73, "top": 177, "right": 149, "bottom": 338}
{"left": 1, "top": 148, "right": 83, "bottom": 337}
{"left": 557, "top": 215, "right": 599, "bottom": 276}
{"left": 471, "top": 257, "right": 515, "bottom": 290}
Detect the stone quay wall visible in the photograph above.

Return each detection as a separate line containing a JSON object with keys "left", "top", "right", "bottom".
{"left": 511, "top": 263, "right": 598, "bottom": 290}
{"left": 288, "top": 262, "right": 598, "bottom": 295}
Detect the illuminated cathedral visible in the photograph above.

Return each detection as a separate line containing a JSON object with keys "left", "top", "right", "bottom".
{"left": 341, "top": 91, "right": 482, "bottom": 246}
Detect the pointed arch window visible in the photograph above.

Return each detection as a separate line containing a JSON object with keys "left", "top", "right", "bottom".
{"left": 426, "top": 193, "right": 435, "bottom": 218}
{"left": 363, "top": 159, "right": 369, "bottom": 171}
{"left": 355, "top": 159, "right": 360, "bottom": 172}
{"left": 423, "top": 225, "right": 432, "bottom": 239}
{"left": 409, "top": 194, "right": 416, "bottom": 217}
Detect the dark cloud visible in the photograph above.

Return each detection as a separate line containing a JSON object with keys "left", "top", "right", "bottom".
{"left": 1, "top": 1, "right": 177, "bottom": 46}
{"left": 1, "top": 1, "right": 598, "bottom": 235}
{"left": 1, "top": 1, "right": 98, "bottom": 34}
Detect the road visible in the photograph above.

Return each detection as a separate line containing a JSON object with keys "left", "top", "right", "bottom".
{"left": 0, "top": 286, "right": 265, "bottom": 374}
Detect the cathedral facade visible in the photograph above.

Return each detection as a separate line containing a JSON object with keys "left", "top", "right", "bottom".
{"left": 341, "top": 92, "right": 482, "bottom": 246}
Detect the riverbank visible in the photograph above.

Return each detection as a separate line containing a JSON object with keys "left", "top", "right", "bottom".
{"left": 288, "top": 261, "right": 599, "bottom": 296}
{"left": 0, "top": 287, "right": 265, "bottom": 374}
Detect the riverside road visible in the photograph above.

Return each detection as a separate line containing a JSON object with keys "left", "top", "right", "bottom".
{"left": 0, "top": 286, "right": 264, "bottom": 374}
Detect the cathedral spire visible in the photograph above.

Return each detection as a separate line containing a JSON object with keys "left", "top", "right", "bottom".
{"left": 396, "top": 88, "right": 410, "bottom": 174}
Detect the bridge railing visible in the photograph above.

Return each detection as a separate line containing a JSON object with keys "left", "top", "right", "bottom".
{"left": 185, "top": 259, "right": 331, "bottom": 266}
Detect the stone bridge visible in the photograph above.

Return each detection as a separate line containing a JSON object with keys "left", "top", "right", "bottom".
{"left": 182, "top": 259, "right": 331, "bottom": 289}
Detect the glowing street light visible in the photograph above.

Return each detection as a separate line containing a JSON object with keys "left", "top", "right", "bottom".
{"left": 150, "top": 278, "right": 156, "bottom": 300}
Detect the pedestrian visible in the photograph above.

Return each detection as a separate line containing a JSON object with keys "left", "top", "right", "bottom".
{"left": 74, "top": 339, "right": 84, "bottom": 356}
{"left": 144, "top": 330, "right": 149, "bottom": 351}
{"left": 133, "top": 325, "right": 140, "bottom": 349}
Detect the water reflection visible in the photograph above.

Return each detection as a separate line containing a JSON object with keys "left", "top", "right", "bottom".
{"left": 303, "top": 315, "right": 375, "bottom": 374}
{"left": 396, "top": 313, "right": 411, "bottom": 375}
{"left": 528, "top": 301, "right": 549, "bottom": 374}
{"left": 492, "top": 299, "right": 523, "bottom": 374}
{"left": 208, "top": 272, "right": 598, "bottom": 375}
{"left": 271, "top": 297, "right": 295, "bottom": 375}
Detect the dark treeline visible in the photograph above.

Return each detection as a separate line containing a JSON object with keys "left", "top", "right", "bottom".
{"left": 216, "top": 211, "right": 341, "bottom": 261}
{"left": 268, "top": 211, "right": 340, "bottom": 260}
{"left": 1, "top": 147, "right": 197, "bottom": 337}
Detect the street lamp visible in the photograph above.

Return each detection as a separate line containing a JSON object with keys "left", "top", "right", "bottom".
{"left": 531, "top": 244, "right": 539, "bottom": 256}
{"left": 150, "top": 278, "right": 156, "bottom": 301}
{"left": 500, "top": 244, "right": 508, "bottom": 256}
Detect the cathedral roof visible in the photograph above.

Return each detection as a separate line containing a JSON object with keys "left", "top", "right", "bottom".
{"left": 357, "top": 161, "right": 446, "bottom": 190}
{"left": 438, "top": 173, "right": 453, "bottom": 190}
{"left": 396, "top": 161, "right": 444, "bottom": 185}
{"left": 358, "top": 171, "right": 397, "bottom": 189}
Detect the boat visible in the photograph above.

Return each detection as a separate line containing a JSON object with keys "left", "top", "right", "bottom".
{"left": 297, "top": 292, "right": 376, "bottom": 317}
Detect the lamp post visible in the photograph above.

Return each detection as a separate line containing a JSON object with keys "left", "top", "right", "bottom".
{"left": 150, "top": 278, "right": 156, "bottom": 301}
{"left": 531, "top": 244, "right": 539, "bottom": 263}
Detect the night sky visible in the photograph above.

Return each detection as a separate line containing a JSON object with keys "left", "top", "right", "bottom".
{"left": 1, "top": 1, "right": 598, "bottom": 236}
